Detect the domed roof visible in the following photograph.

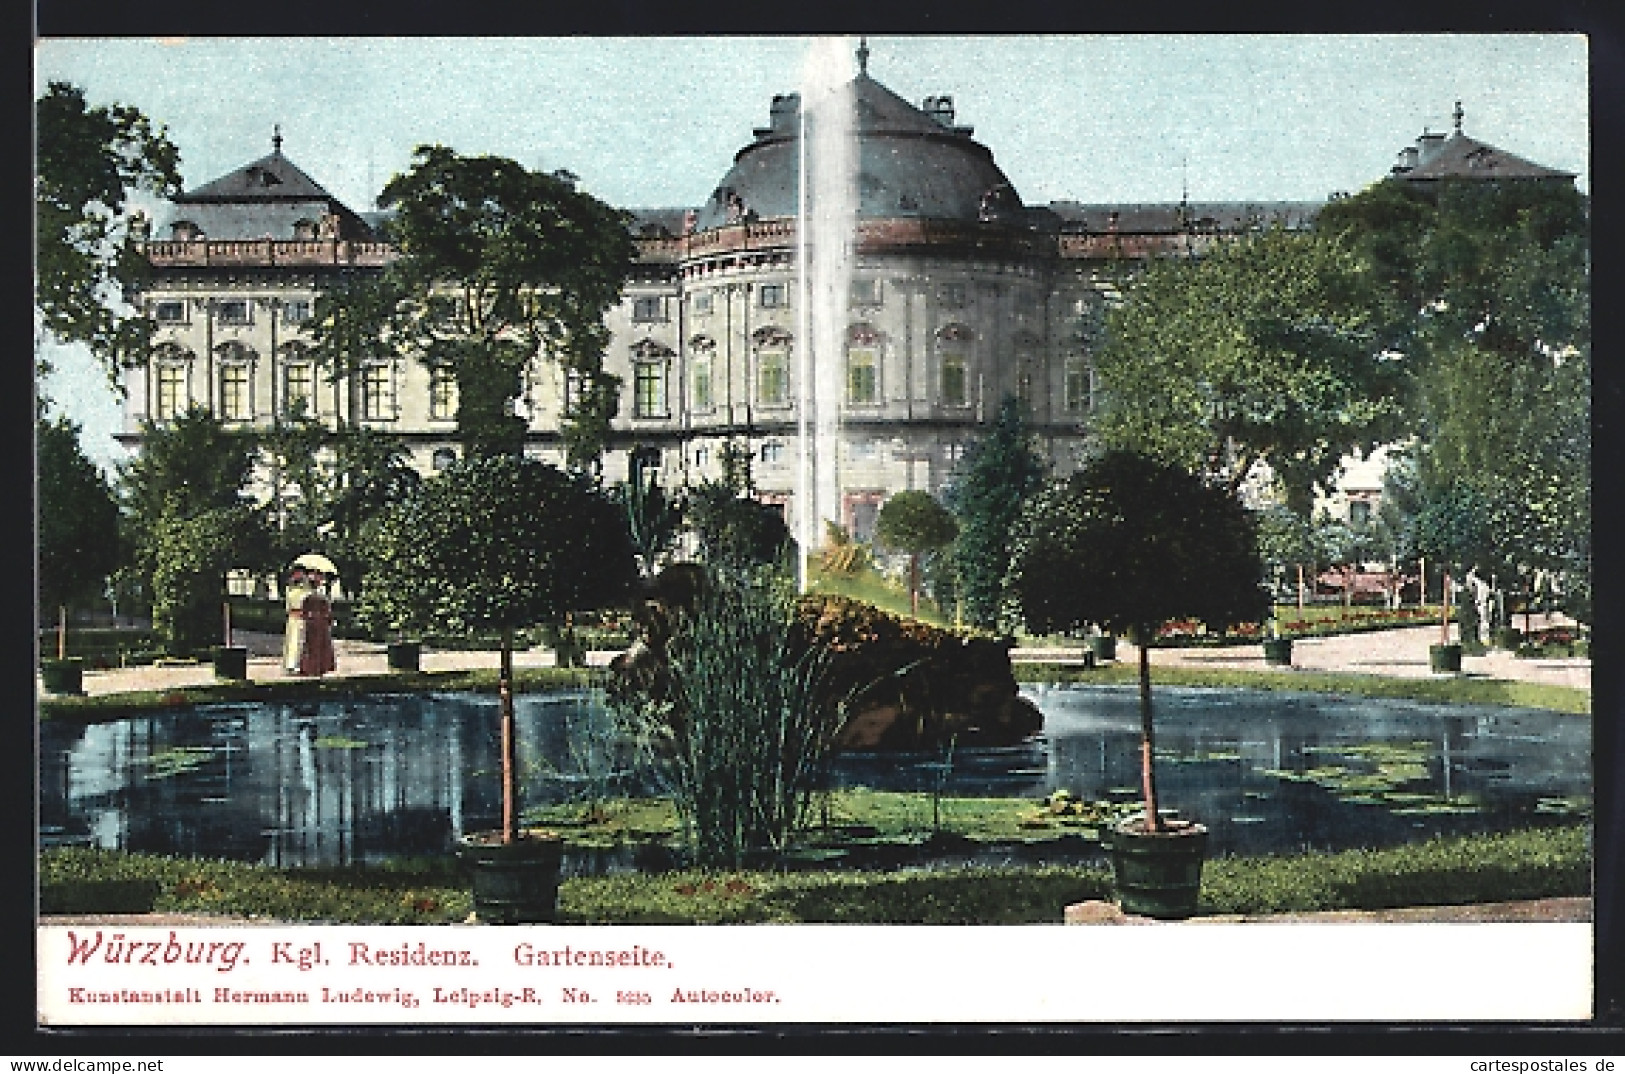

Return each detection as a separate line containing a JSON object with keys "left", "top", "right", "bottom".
{"left": 693, "top": 72, "right": 1024, "bottom": 232}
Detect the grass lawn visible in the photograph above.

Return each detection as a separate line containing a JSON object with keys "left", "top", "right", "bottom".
{"left": 38, "top": 823, "right": 1589, "bottom": 925}
{"left": 1015, "top": 660, "right": 1591, "bottom": 715}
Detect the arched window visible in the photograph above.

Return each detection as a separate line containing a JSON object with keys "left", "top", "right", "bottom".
{"left": 752, "top": 326, "right": 792, "bottom": 407}
{"left": 936, "top": 323, "right": 974, "bottom": 408}
{"left": 431, "top": 447, "right": 458, "bottom": 472}
{"left": 846, "top": 324, "right": 881, "bottom": 405}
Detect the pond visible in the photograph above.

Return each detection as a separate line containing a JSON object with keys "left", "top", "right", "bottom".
{"left": 38, "top": 686, "right": 1591, "bottom": 870}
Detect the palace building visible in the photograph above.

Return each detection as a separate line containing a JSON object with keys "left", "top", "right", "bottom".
{"left": 122, "top": 53, "right": 1556, "bottom": 545}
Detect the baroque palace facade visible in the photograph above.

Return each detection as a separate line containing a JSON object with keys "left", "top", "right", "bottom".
{"left": 122, "top": 57, "right": 1555, "bottom": 544}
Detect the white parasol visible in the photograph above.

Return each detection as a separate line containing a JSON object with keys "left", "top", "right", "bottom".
{"left": 292, "top": 553, "right": 339, "bottom": 576}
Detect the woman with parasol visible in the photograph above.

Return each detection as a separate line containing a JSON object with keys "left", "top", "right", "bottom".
{"left": 292, "top": 555, "right": 339, "bottom": 676}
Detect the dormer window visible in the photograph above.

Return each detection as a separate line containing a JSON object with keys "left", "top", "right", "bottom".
{"left": 170, "top": 220, "right": 203, "bottom": 241}
{"left": 292, "top": 218, "right": 319, "bottom": 240}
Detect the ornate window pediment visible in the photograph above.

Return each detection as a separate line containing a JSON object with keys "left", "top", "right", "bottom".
{"left": 936, "top": 323, "right": 975, "bottom": 343}
{"left": 752, "top": 326, "right": 792, "bottom": 348}
{"left": 631, "top": 338, "right": 675, "bottom": 361}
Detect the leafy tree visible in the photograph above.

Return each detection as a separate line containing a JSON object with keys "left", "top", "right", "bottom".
{"left": 320, "top": 147, "right": 636, "bottom": 463}
{"left": 118, "top": 407, "right": 268, "bottom": 651}
{"left": 1318, "top": 178, "right": 1590, "bottom": 621}
{"left": 356, "top": 454, "right": 636, "bottom": 842}
{"left": 119, "top": 406, "right": 261, "bottom": 572}
{"left": 1005, "top": 452, "right": 1267, "bottom": 833}
{"left": 683, "top": 439, "right": 793, "bottom": 577}
{"left": 258, "top": 412, "right": 420, "bottom": 597}
{"left": 34, "top": 82, "right": 181, "bottom": 381}
{"left": 1406, "top": 479, "right": 1505, "bottom": 642}
{"left": 1254, "top": 504, "right": 1317, "bottom": 610}
{"left": 1094, "top": 226, "right": 1405, "bottom": 512}
{"left": 36, "top": 417, "right": 122, "bottom": 642}
{"left": 874, "top": 490, "right": 958, "bottom": 617}
{"left": 943, "top": 396, "right": 1048, "bottom": 629}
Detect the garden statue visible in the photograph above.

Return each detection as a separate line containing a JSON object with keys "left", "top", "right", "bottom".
{"left": 282, "top": 567, "right": 311, "bottom": 674}
{"left": 297, "top": 571, "right": 337, "bottom": 676}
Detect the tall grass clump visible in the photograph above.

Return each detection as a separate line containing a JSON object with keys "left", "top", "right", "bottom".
{"left": 613, "top": 575, "right": 846, "bottom": 868}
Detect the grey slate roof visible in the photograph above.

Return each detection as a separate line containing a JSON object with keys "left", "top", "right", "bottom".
{"left": 1394, "top": 131, "right": 1575, "bottom": 183}
{"left": 162, "top": 147, "right": 376, "bottom": 242}
{"left": 692, "top": 71, "right": 1019, "bottom": 231}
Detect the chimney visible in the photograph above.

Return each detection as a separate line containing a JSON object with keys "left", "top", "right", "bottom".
{"left": 1417, "top": 129, "right": 1446, "bottom": 167}
{"left": 764, "top": 93, "right": 800, "bottom": 134}
{"left": 923, "top": 95, "right": 956, "bottom": 128}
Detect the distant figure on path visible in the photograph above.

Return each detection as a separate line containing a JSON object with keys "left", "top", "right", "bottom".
{"left": 283, "top": 567, "right": 311, "bottom": 674}
{"left": 298, "top": 571, "right": 337, "bottom": 677}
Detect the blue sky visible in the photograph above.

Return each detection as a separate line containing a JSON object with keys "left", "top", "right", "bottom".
{"left": 33, "top": 34, "right": 1590, "bottom": 470}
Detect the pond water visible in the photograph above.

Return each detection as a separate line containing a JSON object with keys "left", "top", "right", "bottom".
{"left": 39, "top": 686, "right": 1590, "bottom": 870}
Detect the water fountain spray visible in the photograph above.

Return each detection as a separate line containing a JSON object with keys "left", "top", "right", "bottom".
{"left": 796, "top": 36, "right": 860, "bottom": 592}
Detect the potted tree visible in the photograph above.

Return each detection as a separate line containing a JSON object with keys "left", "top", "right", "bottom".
{"left": 1007, "top": 451, "right": 1269, "bottom": 919}
{"left": 358, "top": 454, "right": 636, "bottom": 922}
{"left": 1410, "top": 483, "right": 1495, "bottom": 676}
{"left": 874, "top": 490, "right": 958, "bottom": 618}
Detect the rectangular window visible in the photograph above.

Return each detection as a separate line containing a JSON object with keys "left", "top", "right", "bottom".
{"left": 691, "top": 356, "right": 713, "bottom": 410}
{"left": 847, "top": 348, "right": 878, "bottom": 404}
{"left": 284, "top": 363, "right": 315, "bottom": 416}
{"left": 220, "top": 365, "right": 250, "bottom": 421}
{"left": 758, "top": 284, "right": 786, "bottom": 309}
{"left": 938, "top": 283, "right": 966, "bottom": 309}
{"left": 216, "top": 300, "right": 251, "bottom": 325}
{"left": 692, "top": 291, "right": 714, "bottom": 315}
{"left": 155, "top": 365, "right": 186, "bottom": 420}
{"left": 1064, "top": 361, "right": 1092, "bottom": 412}
{"left": 757, "top": 350, "right": 788, "bottom": 406}
{"left": 362, "top": 362, "right": 395, "bottom": 421}
{"left": 633, "top": 362, "right": 666, "bottom": 418}
{"left": 941, "top": 353, "right": 968, "bottom": 407}
{"left": 283, "top": 300, "right": 312, "bottom": 325}
{"left": 848, "top": 439, "right": 878, "bottom": 461}
{"left": 760, "top": 441, "right": 785, "bottom": 465}
{"left": 632, "top": 296, "right": 663, "bottom": 322}
{"left": 850, "top": 278, "right": 882, "bottom": 306}
{"left": 154, "top": 300, "right": 187, "bottom": 323}
{"left": 1350, "top": 500, "right": 1373, "bottom": 527}
{"left": 430, "top": 367, "right": 457, "bottom": 420}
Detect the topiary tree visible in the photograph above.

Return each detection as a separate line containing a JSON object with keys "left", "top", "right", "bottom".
{"left": 357, "top": 454, "right": 636, "bottom": 842}
{"left": 874, "top": 490, "right": 958, "bottom": 617}
{"left": 1006, "top": 451, "right": 1268, "bottom": 834}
